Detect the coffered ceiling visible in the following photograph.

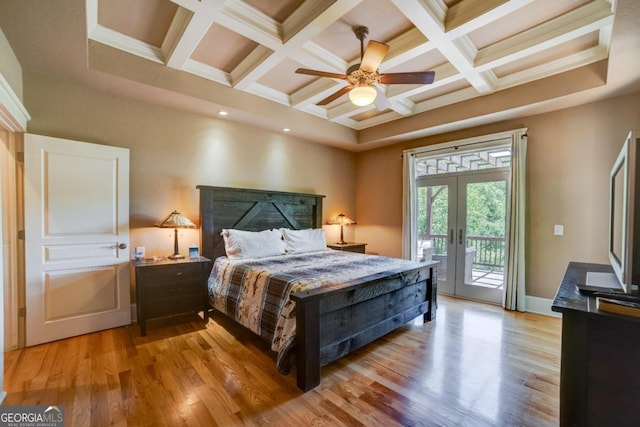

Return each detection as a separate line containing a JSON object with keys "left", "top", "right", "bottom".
{"left": 1, "top": 0, "right": 639, "bottom": 150}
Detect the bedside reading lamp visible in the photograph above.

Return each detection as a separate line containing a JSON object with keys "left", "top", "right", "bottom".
{"left": 158, "top": 210, "right": 196, "bottom": 259}
{"left": 328, "top": 213, "right": 356, "bottom": 245}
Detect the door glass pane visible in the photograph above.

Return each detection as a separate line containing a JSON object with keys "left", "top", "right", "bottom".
{"left": 418, "top": 185, "right": 449, "bottom": 284}
{"left": 464, "top": 180, "right": 507, "bottom": 289}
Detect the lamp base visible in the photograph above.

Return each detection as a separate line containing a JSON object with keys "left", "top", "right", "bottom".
{"left": 168, "top": 254, "right": 185, "bottom": 260}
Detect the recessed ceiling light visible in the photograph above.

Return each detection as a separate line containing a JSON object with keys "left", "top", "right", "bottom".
{"left": 218, "top": 111, "right": 228, "bottom": 116}
{"left": 283, "top": 128, "right": 291, "bottom": 132}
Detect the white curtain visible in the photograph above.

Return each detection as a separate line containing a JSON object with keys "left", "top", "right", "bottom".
{"left": 402, "top": 151, "right": 416, "bottom": 260}
{"left": 504, "top": 132, "right": 527, "bottom": 311}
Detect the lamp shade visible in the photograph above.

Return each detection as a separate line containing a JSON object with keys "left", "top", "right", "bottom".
{"left": 348, "top": 84, "right": 377, "bottom": 106}
{"left": 157, "top": 210, "right": 196, "bottom": 259}
{"left": 157, "top": 210, "right": 196, "bottom": 229}
{"left": 329, "top": 213, "right": 356, "bottom": 226}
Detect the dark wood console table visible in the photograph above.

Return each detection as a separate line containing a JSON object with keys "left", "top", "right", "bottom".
{"left": 552, "top": 262, "right": 640, "bottom": 426}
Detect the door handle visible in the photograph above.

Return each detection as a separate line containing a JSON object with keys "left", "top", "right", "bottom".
{"left": 458, "top": 229, "right": 464, "bottom": 245}
{"left": 449, "top": 229, "right": 454, "bottom": 245}
{"left": 118, "top": 243, "right": 127, "bottom": 250}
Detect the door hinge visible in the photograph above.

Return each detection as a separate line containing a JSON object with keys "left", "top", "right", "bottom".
{"left": 18, "top": 307, "right": 26, "bottom": 318}
{"left": 16, "top": 152, "right": 24, "bottom": 162}
{"left": 17, "top": 230, "right": 25, "bottom": 240}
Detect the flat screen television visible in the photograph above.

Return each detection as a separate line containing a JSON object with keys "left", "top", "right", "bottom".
{"left": 607, "top": 131, "right": 640, "bottom": 293}
{"left": 583, "top": 131, "right": 640, "bottom": 293}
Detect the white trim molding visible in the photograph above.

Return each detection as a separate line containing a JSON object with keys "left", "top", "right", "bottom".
{"left": 526, "top": 295, "right": 561, "bottom": 318}
{"left": 0, "top": 73, "right": 29, "bottom": 132}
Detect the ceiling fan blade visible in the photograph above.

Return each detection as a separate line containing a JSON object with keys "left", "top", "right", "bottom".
{"left": 360, "top": 40, "right": 389, "bottom": 73}
{"left": 295, "top": 68, "right": 347, "bottom": 80}
{"left": 379, "top": 71, "right": 435, "bottom": 85}
{"left": 317, "top": 86, "right": 353, "bottom": 105}
{"left": 374, "top": 86, "right": 392, "bottom": 110}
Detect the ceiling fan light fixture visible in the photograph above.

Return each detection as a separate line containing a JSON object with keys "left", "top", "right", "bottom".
{"left": 349, "top": 84, "right": 377, "bottom": 106}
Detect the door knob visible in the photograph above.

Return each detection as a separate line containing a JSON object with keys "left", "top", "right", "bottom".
{"left": 118, "top": 243, "right": 127, "bottom": 250}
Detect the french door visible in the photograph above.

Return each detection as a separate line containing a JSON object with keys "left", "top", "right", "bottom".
{"left": 417, "top": 170, "right": 508, "bottom": 304}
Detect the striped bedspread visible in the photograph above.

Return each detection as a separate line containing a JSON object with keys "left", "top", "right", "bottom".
{"left": 207, "top": 249, "right": 422, "bottom": 373}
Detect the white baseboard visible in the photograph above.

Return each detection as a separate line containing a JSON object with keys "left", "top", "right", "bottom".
{"left": 526, "top": 295, "right": 561, "bottom": 318}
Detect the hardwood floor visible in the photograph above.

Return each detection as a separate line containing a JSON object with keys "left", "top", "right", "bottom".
{"left": 3, "top": 295, "right": 561, "bottom": 426}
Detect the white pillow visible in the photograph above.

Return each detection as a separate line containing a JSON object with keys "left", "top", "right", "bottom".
{"left": 281, "top": 228, "right": 327, "bottom": 253}
{"left": 221, "top": 228, "right": 285, "bottom": 259}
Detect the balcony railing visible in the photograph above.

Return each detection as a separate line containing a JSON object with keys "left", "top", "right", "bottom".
{"left": 419, "top": 233, "right": 506, "bottom": 270}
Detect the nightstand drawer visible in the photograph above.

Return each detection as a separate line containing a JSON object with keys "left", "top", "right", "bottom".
{"left": 138, "top": 263, "right": 202, "bottom": 285}
{"left": 140, "top": 278, "right": 202, "bottom": 299}
{"left": 143, "top": 293, "right": 203, "bottom": 318}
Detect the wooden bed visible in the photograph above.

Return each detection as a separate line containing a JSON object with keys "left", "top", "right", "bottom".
{"left": 198, "top": 185, "right": 437, "bottom": 391}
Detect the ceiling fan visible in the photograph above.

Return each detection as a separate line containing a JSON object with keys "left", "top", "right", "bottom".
{"left": 295, "top": 26, "right": 435, "bottom": 108}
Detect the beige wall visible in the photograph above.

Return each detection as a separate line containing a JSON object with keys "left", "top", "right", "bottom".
{"left": 0, "top": 27, "right": 22, "bottom": 101}
{"left": 356, "top": 90, "right": 640, "bottom": 299}
{"left": 23, "top": 71, "right": 357, "bottom": 261}
{"left": 18, "top": 69, "right": 640, "bottom": 300}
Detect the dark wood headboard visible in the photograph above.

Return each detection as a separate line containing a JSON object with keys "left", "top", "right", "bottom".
{"left": 197, "top": 186, "right": 325, "bottom": 261}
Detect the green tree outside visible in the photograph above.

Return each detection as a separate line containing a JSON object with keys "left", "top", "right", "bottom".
{"left": 418, "top": 180, "right": 506, "bottom": 268}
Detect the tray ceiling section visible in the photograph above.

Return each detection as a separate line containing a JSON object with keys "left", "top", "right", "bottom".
{"left": 87, "top": 0, "right": 615, "bottom": 130}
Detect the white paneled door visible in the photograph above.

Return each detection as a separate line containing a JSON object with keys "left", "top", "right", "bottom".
{"left": 24, "top": 134, "right": 130, "bottom": 346}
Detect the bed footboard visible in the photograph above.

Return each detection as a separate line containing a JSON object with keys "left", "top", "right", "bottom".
{"left": 290, "top": 262, "right": 437, "bottom": 391}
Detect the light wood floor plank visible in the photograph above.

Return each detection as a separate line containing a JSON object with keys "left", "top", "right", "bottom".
{"left": 3, "top": 295, "right": 561, "bottom": 426}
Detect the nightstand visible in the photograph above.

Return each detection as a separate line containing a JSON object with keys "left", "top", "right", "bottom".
{"left": 327, "top": 242, "right": 367, "bottom": 254}
{"left": 132, "top": 256, "right": 211, "bottom": 336}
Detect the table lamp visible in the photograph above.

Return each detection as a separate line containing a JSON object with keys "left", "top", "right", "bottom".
{"left": 328, "top": 213, "right": 356, "bottom": 245}
{"left": 157, "top": 210, "right": 196, "bottom": 259}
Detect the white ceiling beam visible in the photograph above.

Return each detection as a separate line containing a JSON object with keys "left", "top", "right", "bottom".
{"left": 493, "top": 45, "right": 609, "bottom": 92}
{"left": 169, "top": 0, "right": 205, "bottom": 11}
{"left": 413, "top": 86, "right": 481, "bottom": 114}
{"left": 325, "top": 95, "right": 414, "bottom": 121}
{"left": 161, "top": 0, "right": 232, "bottom": 70}
{"left": 163, "top": 0, "right": 239, "bottom": 69}
{"left": 86, "top": 0, "right": 98, "bottom": 30}
{"left": 389, "top": 98, "right": 415, "bottom": 116}
{"left": 352, "top": 110, "right": 404, "bottom": 130}
{"left": 163, "top": 7, "right": 201, "bottom": 69}
{"left": 385, "top": 62, "right": 462, "bottom": 98}
{"left": 245, "top": 83, "right": 290, "bottom": 105}
{"left": 445, "top": 0, "right": 534, "bottom": 39}
{"left": 390, "top": 0, "right": 493, "bottom": 94}
{"left": 182, "top": 59, "right": 231, "bottom": 86}
{"left": 329, "top": 116, "right": 358, "bottom": 129}
{"left": 378, "top": 28, "right": 434, "bottom": 72}
{"left": 89, "top": 25, "right": 164, "bottom": 64}
{"left": 215, "top": 0, "right": 282, "bottom": 50}
{"left": 281, "top": 0, "right": 364, "bottom": 44}
{"left": 475, "top": 1, "right": 615, "bottom": 70}
{"left": 327, "top": 102, "right": 369, "bottom": 121}
{"left": 231, "top": 0, "right": 363, "bottom": 90}
{"left": 229, "top": 45, "right": 273, "bottom": 86}
{"left": 296, "top": 42, "right": 348, "bottom": 74}
{"left": 290, "top": 79, "right": 347, "bottom": 108}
